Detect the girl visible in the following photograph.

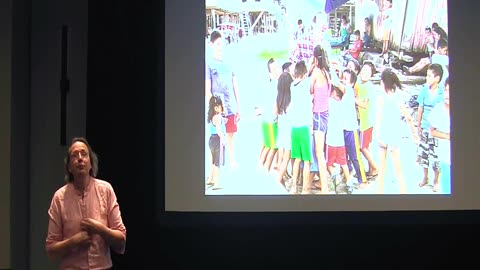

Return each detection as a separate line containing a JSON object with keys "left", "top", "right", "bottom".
{"left": 275, "top": 72, "right": 294, "bottom": 190}
{"left": 380, "top": 0, "right": 393, "bottom": 57}
{"left": 375, "top": 68, "right": 418, "bottom": 194}
{"left": 309, "top": 45, "right": 331, "bottom": 194}
{"left": 206, "top": 95, "right": 227, "bottom": 190}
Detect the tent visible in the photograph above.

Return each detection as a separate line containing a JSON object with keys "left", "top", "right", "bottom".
{"left": 300, "top": 0, "right": 350, "bottom": 14}
{"left": 324, "top": 0, "right": 350, "bottom": 13}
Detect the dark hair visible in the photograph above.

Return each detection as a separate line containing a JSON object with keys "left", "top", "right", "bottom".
{"left": 331, "top": 85, "right": 344, "bottom": 99}
{"left": 381, "top": 68, "right": 402, "bottom": 92}
{"left": 437, "top": 38, "right": 448, "bottom": 50}
{"left": 428, "top": 63, "right": 444, "bottom": 82}
{"left": 64, "top": 137, "right": 98, "bottom": 183}
{"left": 386, "top": 0, "right": 392, "bottom": 3}
{"left": 445, "top": 76, "right": 449, "bottom": 87}
{"left": 347, "top": 59, "right": 361, "bottom": 74}
{"left": 282, "top": 62, "right": 292, "bottom": 73}
{"left": 425, "top": 26, "right": 431, "bottom": 31}
{"left": 432, "top": 22, "right": 439, "bottom": 30}
{"left": 313, "top": 45, "right": 330, "bottom": 72}
{"left": 341, "top": 15, "right": 347, "bottom": 21}
{"left": 207, "top": 95, "right": 223, "bottom": 123}
{"left": 210, "top": 30, "right": 222, "bottom": 43}
{"left": 267, "top": 58, "right": 275, "bottom": 73}
{"left": 277, "top": 72, "right": 293, "bottom": 115}
{"left": 294, "top": 61, "right": 308, "bottom": 79}
{"left": 343, "top": 68, "right": 358, "bottom": 86}
{"left": 298, "top": 19, "right": 302, "bottom": 25}
{"left": 433, "top": 26, "right": 448, "bottom": 41}
{"left": 361, "top": 61, "right": 375, "bottom": 76}
{"left": 354, "top": 30, "right": 360, "bottom": 36}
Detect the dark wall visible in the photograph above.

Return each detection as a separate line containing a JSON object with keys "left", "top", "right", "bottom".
{"left": 87, "top": 0, "right": 157, "bottom": 268}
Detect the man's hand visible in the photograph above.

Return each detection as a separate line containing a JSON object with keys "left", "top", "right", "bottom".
{"left": 71, "top": 231, "right": 92, "bottom": 247}
{"left": 80, "top": 218, "right": 106, "bottom": 235}
{"left": 235, "top": 112, "right": 241, "bottom": 123}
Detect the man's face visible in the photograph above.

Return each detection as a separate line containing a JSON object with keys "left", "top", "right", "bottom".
{"left": 438, "top": 46, "right": 448, "bottom": 55}
{"left": 68, "top": 141, "right": 92, "bottom": 178}
{"left": 426, "top": 69, "right": 440, "bottom": 87}
{"left": 211, "top": 37, "right": 224, "bottom": 56}
{"left": 360, "top": 65, "right": 372, "bottom": 82}
{"left": 342, "top": 72, "right": 352, "bottom": 86}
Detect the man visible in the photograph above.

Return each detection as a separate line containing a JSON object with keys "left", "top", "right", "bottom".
{"left": 205, "top": 30, "right": 241, "bottom": 168}
{"left": 46, "top": 137, "right": 127, "bottom": 270}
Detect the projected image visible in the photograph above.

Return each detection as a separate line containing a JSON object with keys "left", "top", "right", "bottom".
{"left": 204, "top": 0, "right": 449, "bottom": 195}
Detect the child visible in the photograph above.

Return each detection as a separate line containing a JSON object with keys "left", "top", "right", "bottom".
{"left": 275, "top": 72, "right": 294, "bottom": 189}
{"left": 326, "top": 85, "right": 351, "bottom": 193}
{"left": 356, "top": 62, "right": 379, "bottom": 179}
{"left": 343, "top": 30, "right": 363, "bottom": 62}
{"left": 206, "top": 95, "right": 227, "bottom": 190}
{"left": 258, "top": 58, "right": 281, "bottom": 172}
{"left": 289, "top": 61, "right": 313, "bottom": 195}
{"left": 341, "top": 69, "right": 368, "bottom": 188}
{"left": 380, "top": 0, "right": 393, "bottom": 57}
{"left": 417, "top": 64, "right": 444, "bottom": 189}
{"left": 375, "top": 68, "right": 418, "bottom": 194}
{"left": 427, "top": 77, "right": 450, "bottom": 193}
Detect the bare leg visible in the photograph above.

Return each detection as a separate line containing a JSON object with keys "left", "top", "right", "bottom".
{"left": 264, "top": 149, "right": 278, "bottom": 172}
{"left": 327, "top": 165, "right": 334, "bottom": 176}
{"left": 409, "top": 58, "right": 429, "bottom": 74}
{"left": 258, "top": 146, "right": 267, "bottom": 169}
{"left": 390, "top": 148, "right": 407, "bottom": 194}
{"left": 290, "top": 158, "right": 301, "bottom": 194}
{"left": 433, "top": 170, "right": 440, "bottom": 192}
{"left": 340, "top": 164, "right": 350, "bottom": 184}
{"left": 277, "top": 148, "right": 284, "bottom": 169}
{"left": 376, "top": 146, "right": 387, "bottom": 194}
{"left": 301, "top": 161, "right": 311, "bottom": 194}
{"left": 211, "top": 165, "right": 222, "bottom": 190}
{"left": 207, "top": 148, "right": 215, "bottom": 185}
{"left": 314, "top": 131, "right": 329, "bottom": 194}
{"left": 276, "top": 149, "right": 291, "bottom": 187}
{"left": 361, "top": 147, "right": 378, "bottom": 175}
{"left": 227, "top": 132, "right": 237, "bottom": 168}
{"left": 272, "top": 150, "right": 279, "bottom": 170}
{"left": 207, "top": 161, "right": 215, "bottom": 185}
{"left": 419, "top": 167, "right": 429, "bottom": 187}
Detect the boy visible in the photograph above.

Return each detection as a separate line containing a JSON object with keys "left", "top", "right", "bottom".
{"left": 342, "top": 69, "right": 368, "bottom": 188}
{"left": 417, "top": 63, "right": 444, "bottom": 189}
{"left": 326, "top": 85, "right": 351, "bottom": 194}
{"left": 288, "top": 61, "right": 313, "bottom": 194}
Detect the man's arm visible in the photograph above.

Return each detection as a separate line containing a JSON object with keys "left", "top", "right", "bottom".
{"left": 417, "top": 106, "right": 424, "bottom": 136}
{"left": 232, "top": 75, "right": 241, "bottom": 122}
{"left": 205, "top": 79, "right": 212, "bottom": 101}
{"left": 356, "top": 98, "right": 368, "bottom": 109}
{"left": 46, "top": 231, "right": 92, "bottom": 260}
{"left": 430, "top": 127, "right": 450, "bottom": 140}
